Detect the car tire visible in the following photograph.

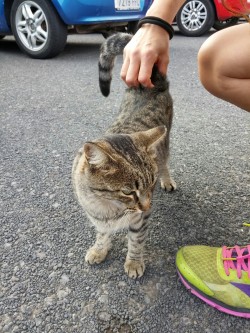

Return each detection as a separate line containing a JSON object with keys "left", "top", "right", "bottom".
{"left": 10, "top": 0, "right": 67, "bottom": 59}
{"left": 213, "top": 17, "right": 239, "bottom": 31}
{"left": 176, "top": 0, "right": 215, "bottom": 37}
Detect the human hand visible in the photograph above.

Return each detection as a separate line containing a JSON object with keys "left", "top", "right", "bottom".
{"left": 121, "top": 24, "right": 170, "bottom": 88}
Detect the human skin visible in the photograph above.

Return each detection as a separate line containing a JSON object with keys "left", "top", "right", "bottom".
{"left": 198, "top": 23, "right": 250, "bottom": 112}
{"left": 120, "top": 0, "right": 185, "bottom": 88}
{"left": 121, "top": 0, "right": 250, "bottom": 112}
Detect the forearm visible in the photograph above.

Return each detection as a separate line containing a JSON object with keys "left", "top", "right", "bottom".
{"left": 146, "top": 0, "right": 186, "bottom": 23}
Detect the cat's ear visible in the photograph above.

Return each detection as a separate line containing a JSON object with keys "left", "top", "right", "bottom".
{"left": 83, "top": 142, "right": 108, "bottom": 166}
{"left": 144, "top": 126, "right": 167, "bottom": 148}
{"left": 132, "top": 126, "right": 167, "bottom": 149}
{"left": 138, "top": 126, "right": 167, "bottom": 158}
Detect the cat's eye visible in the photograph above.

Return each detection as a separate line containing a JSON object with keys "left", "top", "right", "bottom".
{"left": 121, "top": 188, "right": 134, "bottom": 196}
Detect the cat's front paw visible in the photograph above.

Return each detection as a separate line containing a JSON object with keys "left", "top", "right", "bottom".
{"left": 160, "top": 177, "right": 177, "bottom": 191}
{"left": 85, "top": 247, "right": 108, "bottom": 265}
{"left": 124, "top": 259, "right": 145, "bottom": 279}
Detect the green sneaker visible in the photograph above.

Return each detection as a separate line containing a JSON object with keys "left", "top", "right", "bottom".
{"left": 176, "top": 245, "right": 250, "bottom": 318}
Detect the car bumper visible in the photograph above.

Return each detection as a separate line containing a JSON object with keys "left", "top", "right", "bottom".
{"left": 51, "top": 0, "right": 152, "bottom": 25}
{"left": 215, "top": 0, "right": 250, "bottom": 20}
{"left": 0, "top": 2, "right": 11, "bottom": 33}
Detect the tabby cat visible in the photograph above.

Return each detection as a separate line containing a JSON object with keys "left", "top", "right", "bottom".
{"left": 72, "top": 33, "right": 176, "bottom": 279}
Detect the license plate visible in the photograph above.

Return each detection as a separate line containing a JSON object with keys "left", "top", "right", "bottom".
{"left": 115, "top": 0, "right": 140, "bottom": 10}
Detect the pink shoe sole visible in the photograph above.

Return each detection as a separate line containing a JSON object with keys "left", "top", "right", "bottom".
{"left": 177, "top": 269, "right": 250, "bottom": 319}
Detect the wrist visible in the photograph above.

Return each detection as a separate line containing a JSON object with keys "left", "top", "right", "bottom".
{"left": 137, "top": 16, "right": 174, "bottom": 39}
{"left": 146, "top": 0, "right": 185, "bottom": 23}
{"left": 146, "top": 11, "right": 172, "bottom": 24}
{"left": 138, "top": 23, "right": 170, "bottom": 40}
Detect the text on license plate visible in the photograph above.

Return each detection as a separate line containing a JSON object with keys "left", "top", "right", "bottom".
{"left": 115, "top": 0, "right": 140, "bottom": 10}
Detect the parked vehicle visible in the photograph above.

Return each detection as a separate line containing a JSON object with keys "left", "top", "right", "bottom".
{"left": 0, "top": 0, "right": 152, "bottom": 59}
{"left": 176, "top": 0, "right": 240, "bottom": 37}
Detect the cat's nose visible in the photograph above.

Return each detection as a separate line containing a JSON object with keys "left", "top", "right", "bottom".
{"left": 138, "top": 193, "right": 151, "bottom": 211}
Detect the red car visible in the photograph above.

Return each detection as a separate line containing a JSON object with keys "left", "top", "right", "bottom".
{"left": 176, "top": 0, "right": 242, "bottom": 36}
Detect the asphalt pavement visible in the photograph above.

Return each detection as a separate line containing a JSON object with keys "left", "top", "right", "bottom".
{"left": 1, "top": 32, "right": 249, "bottom": 333}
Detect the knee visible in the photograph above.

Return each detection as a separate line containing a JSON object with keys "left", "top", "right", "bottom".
{"left": 198, "top": 40, "right": 216, "bottom": 90}
{"left": 198, "top": 38, "right": 225, "bottom": 97}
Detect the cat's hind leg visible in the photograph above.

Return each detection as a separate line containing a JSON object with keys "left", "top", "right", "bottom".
{"left": 157, "top": 139, "right": 176, "bottom": 191}
{"left": 159, "top": 159, "right": 177, "bottom": 191}
{"left": 85, "top": 231, "right": 111, "bottom": 264}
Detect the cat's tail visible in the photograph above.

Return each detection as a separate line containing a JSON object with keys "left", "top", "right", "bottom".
{"left": 99, "top": 33, "right": 133, "bottom": 97}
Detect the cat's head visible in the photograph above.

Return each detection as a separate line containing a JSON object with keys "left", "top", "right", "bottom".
{"left": 76, "top": 126, "right": 166, "bottom": 214}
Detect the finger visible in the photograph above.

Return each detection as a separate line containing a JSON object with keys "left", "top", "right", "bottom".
{"left": 123, "top": 58, "right": 140, "bottom": 87}
{"left": 120, "top": 55, "right": 130, "bottom": 82}
{"left": 138, "top": 55, "right": 156, "bottom": 88}
{"left": 156, "top": 57, "right": 169, "bottom": 76}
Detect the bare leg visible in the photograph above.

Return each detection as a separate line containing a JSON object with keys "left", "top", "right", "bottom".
{"left": 198, "top": 23, "right": 250, "bottom": 112}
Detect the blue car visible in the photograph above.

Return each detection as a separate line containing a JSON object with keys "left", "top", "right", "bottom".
{"left": 0, "top": 0, "right": 152, "bottom": 58}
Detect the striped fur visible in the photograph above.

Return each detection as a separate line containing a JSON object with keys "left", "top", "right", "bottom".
{"left": 99, "top": 33, "right": 132, "bottom": 97}
{"left": 72, "top": 33, "right": 176, "bottom": 278}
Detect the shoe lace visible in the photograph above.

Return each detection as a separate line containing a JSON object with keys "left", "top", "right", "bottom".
{"left": 222, "top": 245, "right": 250, "bottom": 279}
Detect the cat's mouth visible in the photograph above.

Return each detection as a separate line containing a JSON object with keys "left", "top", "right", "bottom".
{"left": 126, "top": 207, "right": 152, "bottom": 215}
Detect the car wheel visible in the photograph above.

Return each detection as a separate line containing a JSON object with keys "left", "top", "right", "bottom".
{"left": 176, "top": 0, "right": 215, "bottom": 37}
{"left": 10, "top": 0, "right": 67, "bottom": 59}
{"left": 213, "top": 17, "right": 239, "bottom": 31}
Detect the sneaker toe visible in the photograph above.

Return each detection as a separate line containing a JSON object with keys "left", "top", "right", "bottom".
{"left": 176, "top": 246, "right": 214, "bottom": 296}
